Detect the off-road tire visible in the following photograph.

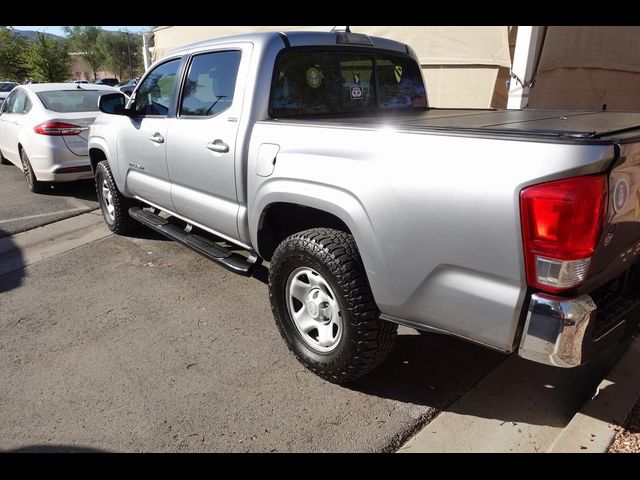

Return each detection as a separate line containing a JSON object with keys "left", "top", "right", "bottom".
{"left": 95, "top": 160, "right": 138, "bottom": 235}
{"left": 269, "top": 228, "right": 397, "bottom": 384}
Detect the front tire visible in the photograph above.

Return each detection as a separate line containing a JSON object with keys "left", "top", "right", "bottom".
{"left": 95, "top": 160, "right": 137, "bottom": 235}
{"left": 20, "top": 148, "right": 47, "bottom": 193}
{"left": 269, "top": 228, "right": 397, "bottom": 384}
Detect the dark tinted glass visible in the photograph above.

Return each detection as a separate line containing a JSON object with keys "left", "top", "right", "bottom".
{"left": 377, "top": 54, "right": 427, "bottom": 109}
{"left": 271, "top": 50, "right": 427, "bottom": 117}
{"left": 180, "top": 51, "right": 241, "bottom": 117}
{"left": 0, "top": 82, "right": 17, "bottom": 92}
{"left": 339, "top": 55, "right": 376, "bottom": 112}
{"left": 271, "top": 52, "right": 340, "bottom": 116}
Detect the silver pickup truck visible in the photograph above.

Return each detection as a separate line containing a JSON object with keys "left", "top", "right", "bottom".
{"left": 89, "top": 30, "right": 640, "bottom": 384}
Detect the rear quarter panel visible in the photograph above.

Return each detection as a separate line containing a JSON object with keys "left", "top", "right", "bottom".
{"left": 248, "top": 122, "right": 615, "bottom": 351}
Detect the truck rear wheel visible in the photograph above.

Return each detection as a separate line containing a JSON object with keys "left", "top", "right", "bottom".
{"left": 269, "top": 228, "right": 397, "bottom": 384}
{"left": 95, "top": 160, "right": 137, "bottom": 235}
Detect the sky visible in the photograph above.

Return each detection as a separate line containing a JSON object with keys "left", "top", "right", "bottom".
{"left": 12, "top": 26, "right": 151, "bottom": 37}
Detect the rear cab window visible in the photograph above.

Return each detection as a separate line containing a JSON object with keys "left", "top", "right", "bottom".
{"left": 270, "top": 49, "right": 426, "bottom": 117}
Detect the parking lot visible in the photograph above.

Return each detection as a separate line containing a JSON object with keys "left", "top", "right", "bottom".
{"left": 0, "top": 162, "right": 511, "bottom": 452}
{"left": 0, "top": 163, "right": 97, "bottom": 237}
{"left": 0, "top": 162, "right": 634, "bottom": 453}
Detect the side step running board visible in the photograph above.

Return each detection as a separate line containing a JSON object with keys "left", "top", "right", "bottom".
{"left": 128, "top": 207, "right": 261, "bottom": 275}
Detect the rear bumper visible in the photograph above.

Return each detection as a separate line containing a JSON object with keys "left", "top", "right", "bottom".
{"left": 519, "top": 292, "right": 640, "bottom": 367}
{"left": 24, "top": 133, "right": 93, "bottom": 182}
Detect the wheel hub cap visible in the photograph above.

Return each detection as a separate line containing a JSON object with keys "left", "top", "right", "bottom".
{"left": 286, "top": 267, "right": 342, "bottom": 353}
{"left": 101, "top": 179, "right": 115, "bottom": 222}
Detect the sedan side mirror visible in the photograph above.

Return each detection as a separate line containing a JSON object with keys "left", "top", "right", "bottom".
{"left": 99, "top": 92, "right": 129, "bottom": 116}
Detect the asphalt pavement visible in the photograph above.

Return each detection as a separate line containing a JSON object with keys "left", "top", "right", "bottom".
{"left": 0, "top": 162, "right": 98, "bottom": 238}
{"left": 1, "top": 166, "right": 635, "bottom": 453}
{"left": 0, "top": 223, "right": 504, "bottom": 452}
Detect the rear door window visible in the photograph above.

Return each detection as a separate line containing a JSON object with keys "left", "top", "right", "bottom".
{"left": 180, "top": 50, "right": 241, "bottom": 117}
{"left": 2, "top": 90, "right": 18, "bottom": 113}
{"left": 10, "top": 90, "right": 27, "bottom": 114}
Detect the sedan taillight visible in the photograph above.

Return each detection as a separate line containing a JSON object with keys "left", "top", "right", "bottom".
{"left": 33, "top": 122, "right": 85, "bottom": 136}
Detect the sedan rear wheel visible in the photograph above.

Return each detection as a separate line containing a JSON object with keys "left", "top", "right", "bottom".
{"left": 20, "top": 148, "right": 47, "bottom": 193}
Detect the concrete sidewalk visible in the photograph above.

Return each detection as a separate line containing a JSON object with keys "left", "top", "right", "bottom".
{"left": 549, "top": 338, "right": 640, "bottom": 452}
{"left": 399, "top": 338, "right": 639, "bottom": 453}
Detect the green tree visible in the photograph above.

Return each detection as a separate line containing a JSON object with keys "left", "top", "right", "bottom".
{"left": 0, "top": 27, "right": 30, "bottom": 81}
{"left": 63, "top": 26, "right": 104, "bottom": 80}
{"left": 98, "top": 31, "right": 143, "bottom": 81}
{"left": 25, "top": 33, "right": 71, "bottom": 82}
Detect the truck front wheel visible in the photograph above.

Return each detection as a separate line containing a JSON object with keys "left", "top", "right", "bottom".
{"left": 95, "top": 160, "right": 137, "bottom": 235}
{"left": 269, "top": 228, "right": 397, "bottom": 384}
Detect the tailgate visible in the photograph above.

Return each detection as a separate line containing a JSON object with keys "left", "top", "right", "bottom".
{"left": 579, "top": 142, "right": 640, "bottom": 335}
{"left": 586, "top": 141, "right": 640, "bottom": 287}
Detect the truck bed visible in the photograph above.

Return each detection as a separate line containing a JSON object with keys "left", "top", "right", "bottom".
{"left": 269, "top": 109, "right": 640, "bottom": 143}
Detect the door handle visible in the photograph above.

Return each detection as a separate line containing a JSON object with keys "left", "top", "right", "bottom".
{"left": 206, "top": 139, "right": 229, "bottom": 153}
{"left": 149, "top": 132, "right": 164, "bottom": 144}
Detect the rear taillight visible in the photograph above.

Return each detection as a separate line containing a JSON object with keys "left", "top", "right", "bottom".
{"left": 33, "top": 122, "right": 85, "bottom": 136}
{"left": 520, "top": 174, "right": 608, "bottom": 294}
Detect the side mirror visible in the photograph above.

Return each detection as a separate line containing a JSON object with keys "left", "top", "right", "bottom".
{"left": 98, "top": 92, "right": 129, "bottom": 116}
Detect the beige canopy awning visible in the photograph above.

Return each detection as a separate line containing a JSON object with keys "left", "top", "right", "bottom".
{"left": 537, "top": 26, "right": 640, "bottom": 74}
{"left": 150, "top": 26, "right": 331, "bottom": 61}
{"left": 149, "top": 26, "right": 511, "bottom": 108}
{"left": 151, "top": 25, "right": 511, "bottom": 67}
{"left": 350, "top": 26, "right": 511, "bottom": 67}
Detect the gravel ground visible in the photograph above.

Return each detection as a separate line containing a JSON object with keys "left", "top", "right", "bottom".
{"left": 609, "top": 395, "right": 640, "bottom": 453}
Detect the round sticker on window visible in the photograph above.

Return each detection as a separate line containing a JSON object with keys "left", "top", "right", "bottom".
{"left": 306, "top": 67, "right": 323, "bottom": 89}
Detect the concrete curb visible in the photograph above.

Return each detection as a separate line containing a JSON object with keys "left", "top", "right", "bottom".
{"left": 548, "top": 337, "right": 640, "bottom": 453}
{"left": 398, "top": 337, "right": 638, "bottom": 453}
{"left": 0, "top": 211, "right": 111, "bottom": 277}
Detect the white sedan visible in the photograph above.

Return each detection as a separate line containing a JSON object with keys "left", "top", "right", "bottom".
{"left": 0, "top": 83, "right": 117, "bottom": 193}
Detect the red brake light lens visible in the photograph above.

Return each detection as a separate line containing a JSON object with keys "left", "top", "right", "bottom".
{"left": 33, "top": 122, "right": 85, "bottom": 136}
{"left": 520, "top": 174, "right": 608, "bottom": 293}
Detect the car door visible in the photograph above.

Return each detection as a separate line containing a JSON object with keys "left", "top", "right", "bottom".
{"left": 165, "top": 46, "right": 250, "bottom": 241}
{"left": 0, "top": 89, "right": 22, "bottom": 163}
{"left": 118, "top": 58, "right": 182, "bottom": 209}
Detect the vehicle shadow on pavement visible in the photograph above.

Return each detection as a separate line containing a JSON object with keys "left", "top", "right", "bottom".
{"left": 0, "top": 227, "right": 25, "bottom": 293}
{"left": 350, "top": 331, "right": 631, "bottom": 428}
{"left": 251, "top": 264, "right": 269, "bottom": 284}
{"left": 2, "top": 444, "right": 108, "bottom": 453}
{"left": 45, "top": 179, "right": 99, "bottom": 203}
{"left": 349, "top": 332, "right": 505, "bottom": 410}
